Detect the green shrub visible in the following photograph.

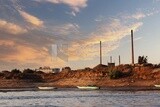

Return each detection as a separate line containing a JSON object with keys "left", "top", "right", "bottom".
{"left": 11, "top": 69, "right": 21, "bottom": 74}
{"left": 109, "top": 69, "right": 123, "bottom": 79}
{"left": 20, "top": 73, "right": 43, "bottom": 82}
{"left": 23, "top": 69, "right": 35, "bottom": 74}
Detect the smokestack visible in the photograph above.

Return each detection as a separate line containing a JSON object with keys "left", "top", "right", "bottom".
{"left": 110, "top": 56, "right": 112, "bottom": 63}
{"left": 100, "top": 41, "right": 102, "bottom": 64}
{"left": 119, "top": 55, "right": 121, "bottom": 65}
{"left": 131, "top": 30, "right": 134, "bottom": 65}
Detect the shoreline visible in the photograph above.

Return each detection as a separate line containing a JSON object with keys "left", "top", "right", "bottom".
{"left": 0, "top": 86, "right": 160, "bottom": 92}
{"left": 1, "top": 64, "right": 160, "bottom": 91}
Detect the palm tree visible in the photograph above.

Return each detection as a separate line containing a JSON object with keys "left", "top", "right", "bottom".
{"left": 138, "top": 56, "right": 148, "bottom": 64}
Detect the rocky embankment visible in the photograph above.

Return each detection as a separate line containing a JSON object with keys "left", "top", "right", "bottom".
{"left": 1, "top": 64, "right": 160, "bottom": 88}
{"left": 42, "top": 64, "right": 160, "bottom": 87}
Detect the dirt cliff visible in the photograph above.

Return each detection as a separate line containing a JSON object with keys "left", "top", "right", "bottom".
{"left": 41, "top": 64, "right": 160, "bottom": 87}
{"left": 0, "top": 64, "right": 160, "bottom": 88}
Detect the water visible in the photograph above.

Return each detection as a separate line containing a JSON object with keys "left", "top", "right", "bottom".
{"left": 0, "top": 89, "right": 160, "bottom": 107}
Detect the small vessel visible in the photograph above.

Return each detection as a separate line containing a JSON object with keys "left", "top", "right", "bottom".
{"left": 77, "top": 86, "right": 100, "bottom": 90}
{"left": 154, "top": 85, "right": 160, "bottom": 87}
{"left": 38, "top": 87, "right": 57, "bottom": 90}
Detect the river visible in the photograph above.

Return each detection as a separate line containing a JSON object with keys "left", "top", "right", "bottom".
{"left": 0, "top": 89, "right": 160, "bottom": 107}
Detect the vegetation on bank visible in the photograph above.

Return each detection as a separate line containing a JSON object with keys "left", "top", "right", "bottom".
{"left": 1, "top": 56, "right": 160, "bottom": 83}
{"left": 109, "top": 69, "right": 123, "bottom": 79}
{"left": 0, "top": 69, "right": 43, "bottom": 82}
{"left": 107, "top": 64, "right": 133, "bottom": 79}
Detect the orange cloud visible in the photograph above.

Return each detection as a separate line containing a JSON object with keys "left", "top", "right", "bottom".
{"left": 19, "top": 10, "right": 44, "bottom": 27}
{"left": 0, "top": 19, "right": 27, "bottom": 35}
{"left": 0, "top": 40, "right": 15, "bottom": 46}
{"left": 66, "top": 19, "right": 143, "bottom": 61}
{"left": 36, "top": 0, "right": 87, "bottom": 12}
{"left": 0, "top": 42, "right": 66, "bottom": 69}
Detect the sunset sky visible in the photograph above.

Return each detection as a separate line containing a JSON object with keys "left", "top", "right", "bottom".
{"left": 0, "top": 0, "right": 160, "bottom": 70}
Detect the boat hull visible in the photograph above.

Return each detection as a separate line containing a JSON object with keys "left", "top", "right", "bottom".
{"left": 38, "top": 87, "right": 56, "bottom": 90}
{"left": 154, "top": 85, "right": 160, "bottom": 87}
{"left": 77, "top": 86, "right": 100, "bottom": 90}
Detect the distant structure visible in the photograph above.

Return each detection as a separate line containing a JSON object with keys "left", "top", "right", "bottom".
{"left": 62, "top": 67, "right": 71, "bottom": 72}
{"left": 108, "top": 56, "right": 115, "bottom": 67}
{"left": 100, "top": 41, "right": 102, "bottom": 64}
{"left": 37, "top": 66, "right": 60, "bottom": 73}
{"left": 52, "top": 68, "right": 61, "bottom": 73}
{"left": 110, "top": 56, "right": 112, "bottom": 63}
{"left": 119, "top": 55, "right": 121, "bottom": 65}
{"left": 131, "top": 30, "right": 135, "bottom": 65}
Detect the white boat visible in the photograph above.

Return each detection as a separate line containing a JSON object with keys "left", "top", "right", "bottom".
{"left": 38, "top": 87, "right": 57, "bottom": 90}
{"left": 77, "top": 86, "right": 100, "bottom": 90}
{"left": 154, "top": 85, "right": 160, "bottom": 87}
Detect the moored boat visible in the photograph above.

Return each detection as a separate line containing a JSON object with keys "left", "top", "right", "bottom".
{"left": 154, "top": 85, "right": 160, "bottom": 87}
{"left": 77, "top": 86, "right": 100, "bottom": 90}
{"left": 38, "top": 87, "right": 57, "bottom": 90}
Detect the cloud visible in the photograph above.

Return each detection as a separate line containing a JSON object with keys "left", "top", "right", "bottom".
{"left": 36, "top": 0, "right": 88, "bottom": 14}
{"left": 0, "top": 17, "right": 143, "bottom": 70}
{"left": 51, "top": 23, "right": 80, "bottom": 36}
{"left": 66, "top": 18, "right": 143, "bottom": 61}
{"left": 19, "top": 10, "right": 44, "bottom": 27}
{"left": 0, "top": 39, "right": 15, "bottom": 46}
{"left": 134, "top": 37, "right": 142, "bottom": 41}
{"left": 131, "top": 12, "right": 146, "bottom": 20}
{"left": 124, "top": 12, "right": 146, "bottom": 20}
{"left": 0, "top": 0, "right": 149, "bottom": 69}
{"left": 0, "top": 40, "right": 66, "bottom": 69}
{"left": 153, "top": 0, "right": 160, "bottom": 2}
{"left": 95, "top": 15, "right": 105, "bottom": 22}
{"left": 67, "top": 41, "right": 119, "bottom": 61}
{"left": 89, "top": 20, "right": 143, "bottom": 43}
{"left": 3, "top": 46, "right": 43, "bottom": 62}
{"left": 41, "top": 12, "right": 144, "bottom": 62}
{"left": 0, "top": 19, "right": 27, "bottom": 35}
{"left": 66, "top": 11, "right": 76, "bottom": 17}
{"left": 123, "top": 10, "right": 160, "bottom": 20}
{"left": 146, "top": 10, "right": 160, "bottom": 16}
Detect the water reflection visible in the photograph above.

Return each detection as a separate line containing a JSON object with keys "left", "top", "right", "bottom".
{"left": 0, "top": 90, "right": 160, "bottom": 107}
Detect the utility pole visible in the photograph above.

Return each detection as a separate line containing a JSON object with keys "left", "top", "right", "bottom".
{"left": 100, "top": 41, "right": 102, "bottom": 64}
{"left": 131, "top": 30, "right": 134, "bottom": 65}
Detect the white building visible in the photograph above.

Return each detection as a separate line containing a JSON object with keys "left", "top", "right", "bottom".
{"left": 52, "top": 68, "right": 60, "bottom": 73}
{"left": 37, "top": 66, "right": 60, "bottom": 73}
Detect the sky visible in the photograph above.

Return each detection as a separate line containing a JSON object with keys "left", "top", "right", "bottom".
{"left": 0, "top": 0, "right": 160, "bottom": 70}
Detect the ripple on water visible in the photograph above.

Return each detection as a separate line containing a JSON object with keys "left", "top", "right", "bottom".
{"left": 0, "top": 90, "right": 160, "bottom": 107}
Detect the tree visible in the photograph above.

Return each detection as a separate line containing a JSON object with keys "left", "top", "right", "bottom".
{"left": 138, "top": 56, "right": 148, "bottom": 64}
{"left": 109, "top": 69, "right": 123, "bottom": 79}
{"left": 23, "top": 69, "right": 35, "bottom": 74}
{"left": 11, "top": 69, "right": 21, "bottom": 74}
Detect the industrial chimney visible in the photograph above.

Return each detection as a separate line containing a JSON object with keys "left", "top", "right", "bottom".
{"left": 131, "top": 30, "right": 134, "bottom": 65}
{"left": 119, "top": 55, "right": 121, "bottom": 65}
{"left": 110, "top": 56, "right": 112, "bottom": 63}
{"left": 100, "top": 41, "right": 102, "bottom": 64}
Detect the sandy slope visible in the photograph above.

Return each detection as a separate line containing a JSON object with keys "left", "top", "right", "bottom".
{"left": 0, "top": 64, "right": 160, "bottom": 88}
